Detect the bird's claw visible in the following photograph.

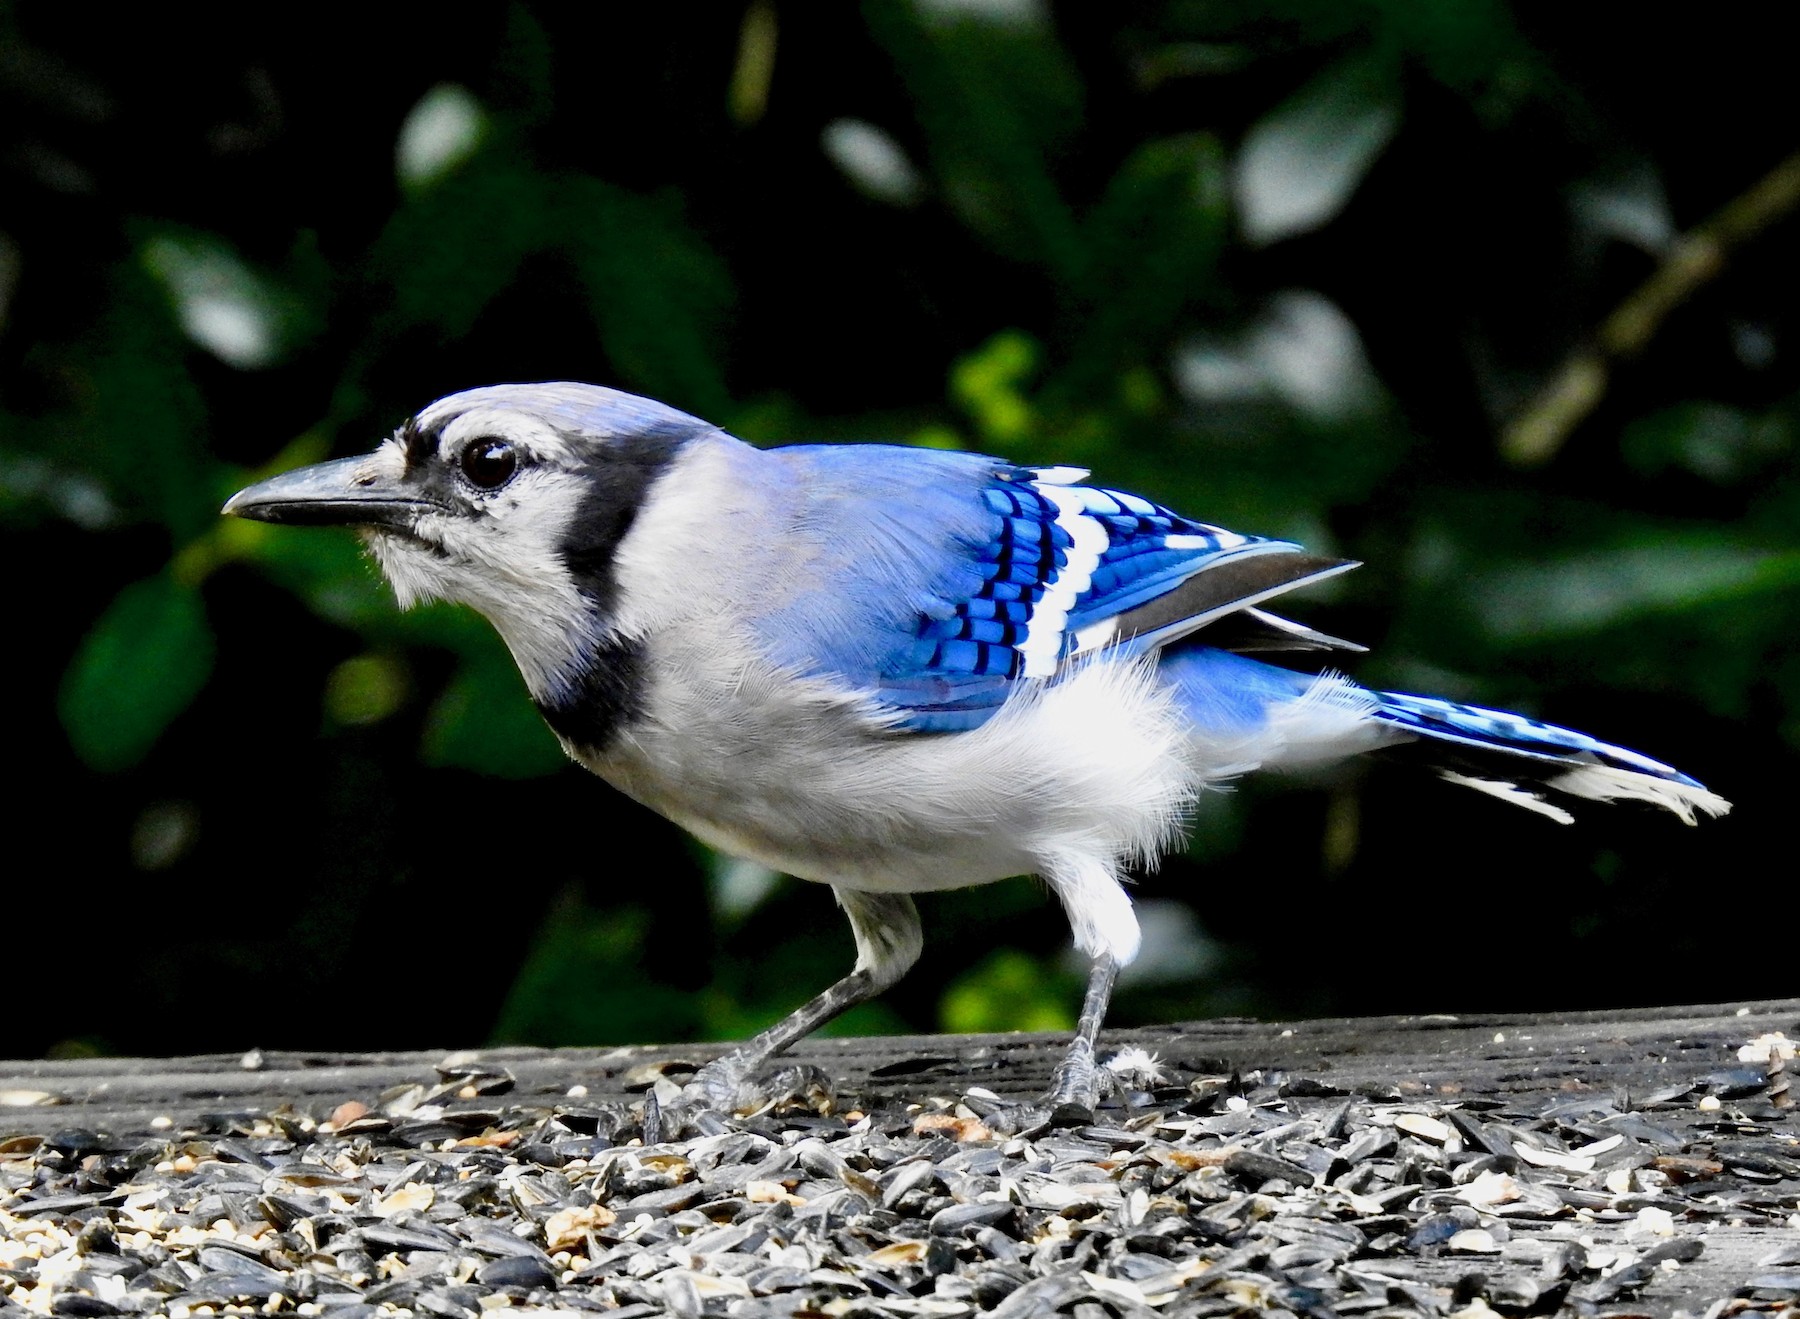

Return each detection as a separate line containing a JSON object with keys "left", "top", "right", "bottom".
{"left": 679, "top": 1054, "right": 761, "bottom": 1114}
{"left": 645, "top": 1057, "right": 838, "bottom": 1140}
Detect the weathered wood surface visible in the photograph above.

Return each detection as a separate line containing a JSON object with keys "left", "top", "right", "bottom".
{"left": 3, "top": 998, "right": 1797, "bottom": 1316}
{"left": 6, "top": 999, "right": 1794, "bottom": 1130}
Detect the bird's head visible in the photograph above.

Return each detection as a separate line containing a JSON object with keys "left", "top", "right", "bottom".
{"left": 224, "top": 382, "right": 714, "bottom": 699}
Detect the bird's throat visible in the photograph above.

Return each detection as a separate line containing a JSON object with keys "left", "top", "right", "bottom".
{"left": 530, "top": 633, "right": 650, "bottom": 754}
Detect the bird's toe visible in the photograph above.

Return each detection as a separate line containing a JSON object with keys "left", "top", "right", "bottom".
{"left": 646, "top": 1056, "right": 838, "bottom": 1139}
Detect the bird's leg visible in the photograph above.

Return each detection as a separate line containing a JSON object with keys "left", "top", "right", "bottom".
{"left": 1044, "top": 953, "right": 1121, "bottom": 1121}
{"left": 677, "top": 888, "right": 922, "bottom": 1116}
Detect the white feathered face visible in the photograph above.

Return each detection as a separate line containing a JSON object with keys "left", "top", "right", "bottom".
{"left": 359, "top": 404, "right": 610, "bottom": 624}
{"left": 224, "top": 383, "right": 708, "bottom": 703}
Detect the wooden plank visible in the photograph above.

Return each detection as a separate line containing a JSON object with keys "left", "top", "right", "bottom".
{"left": 2, "top": 998, "right": 1795, "bottom": 1315}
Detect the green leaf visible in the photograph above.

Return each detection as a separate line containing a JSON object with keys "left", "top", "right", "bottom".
{"left": 1067, "top": 134, "right": 1229, "bottom": 379}
{"left": 1474, "top": 540, "right": 1800, "bottom": 643}
{"left": 559, "top": 177, "right": 734, "bottom": 415}
{"left": 1369, "top": 0, "right": 1530, "bottom": 100}
{"left": 491, "top": 895, "right": 690, "bottom": 1045}
{"left": 950, "top": 330, "right": 1040, "bottom": 448}
{"left": 421, "top": 641, "right": 566, "bottom": 778}
{"left": 60, "top": 574, "right": 214, "bottom": 771}
{"left": 235, "top": 522, "right": 398, "bottom": 630}
{"left": 31, "top": 259, "right": 215, "bottom": 539}
{"left": 1622, "top": 401, "right": 1793, "bottom": 484}
{"left": 870, "top": 0, "right": 1084, "bottom": 276}
{"left": 371, "top": 153, "right": 550, "bottom": 340}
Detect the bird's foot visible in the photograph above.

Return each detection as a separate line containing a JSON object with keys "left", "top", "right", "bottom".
{"left": 958, "top": 1062, "right": 1105, "bottom": 1140}
{"left": 643, "top": 1055, "right": 836, "bottom": 1140}
{"left": 981, "top": 1043, "right": 1159, "bottom": 1136}
{"left": 685, "top": 1056, "right": 836, "bottom": 1116}
{"left": 1044, "top": 1039, "right": 1105, "bottom": 1123}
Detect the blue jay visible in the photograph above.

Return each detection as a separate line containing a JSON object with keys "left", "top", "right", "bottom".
{"left": 225, "top": 382, "right": 1730, "bottom": 1118}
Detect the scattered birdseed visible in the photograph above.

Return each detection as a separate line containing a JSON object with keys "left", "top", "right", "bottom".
{"left": 1741, "top": 1033, "right": 1797, "bottom": 1063}
{"left": 3, "top": 1002, "right": 1797, "bottom": 1318}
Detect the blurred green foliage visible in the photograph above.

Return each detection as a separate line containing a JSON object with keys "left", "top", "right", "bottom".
{"left": 60, "top": 573, "right": 213, "bottom": 772}
{"left": 4, "top": 1, "right": 1796, "bottom": 1059}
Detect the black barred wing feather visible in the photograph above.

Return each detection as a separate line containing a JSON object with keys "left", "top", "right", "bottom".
{"left": 875, "top": 467, "right": 1353, "bottom": 731}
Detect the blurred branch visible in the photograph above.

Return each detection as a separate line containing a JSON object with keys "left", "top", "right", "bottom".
{"left": 1503, "top": 150, "right": 1800, "bottom": 466}
{"left": 729, "top": 0, "right": 777, "bottom": 126}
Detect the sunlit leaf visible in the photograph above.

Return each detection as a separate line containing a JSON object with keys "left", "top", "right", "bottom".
{"left": 1112, "top": 899, "right": 1219, "bottom": 987}
{"left": 729, "top": 0, "right": 778, "bottom": 125}
{"left": 1234, "top": 52, "right": 1400, "bottom": 245}
{"left": 913, "top": 0, "right": 1046, "bottom": 27}
{"left": 130, "top": 800, "right": 198, "bottom": 872}
{"left": 709, "top": 853, "right": 781, "bottom": 923}
{"left": 951, "top": 330, "right": 1038, "bottom": 447}
{"left": 1570, "top": 166, "right": 1676, "bottom": 256}
{"left": 396, "top": 84, "right": 487, "bottom": 192}
{"left": 0, "top": 449, "right": 117, "bottom": 529}
{"left": 60, "top": 574, "right": 214, "bottom": 771}
{"left": 1174, "top": 290, "right": 1381, "bottom": 420}
{"left": 323, "top": 652, "right": 409, "bottom": 728}
{"left": 939, "top": 948, "right": 1075, "bottom": 1033}
{"left": 822, "top": 118, "right": 924, "bottom": 205}
{"left": 141, "top": 231, "right": 297, "bottom": 369}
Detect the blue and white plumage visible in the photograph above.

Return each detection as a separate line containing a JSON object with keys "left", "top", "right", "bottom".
{"left": 224, "top": 382, "right": 1730, "bottom": 1120}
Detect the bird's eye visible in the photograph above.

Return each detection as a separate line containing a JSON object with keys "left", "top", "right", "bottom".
{"left": 459, "top": 438, "right": 518, "bottom": 490}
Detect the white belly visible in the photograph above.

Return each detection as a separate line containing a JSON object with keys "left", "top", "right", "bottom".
{"left": 578, "top": 655, "right": 1206, "bottom": 896}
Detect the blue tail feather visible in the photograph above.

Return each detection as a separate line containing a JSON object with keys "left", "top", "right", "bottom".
{"left": 1368, "top": 690, "right": 1702, "bottom": 788}
{"left": 1156, "top": 647, "right": 1728, "bottom": 823}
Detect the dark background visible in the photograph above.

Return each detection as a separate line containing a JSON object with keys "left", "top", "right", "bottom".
{"left": 4, "top": 2, "right": 1793, "bottom": 1060}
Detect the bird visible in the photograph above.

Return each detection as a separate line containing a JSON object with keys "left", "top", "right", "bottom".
{"left": 224, "top": 381, "right": 1731, "bottom": 1120}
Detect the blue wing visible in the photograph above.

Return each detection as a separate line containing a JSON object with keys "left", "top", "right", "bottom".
{"left": 754, "top": 446, "right": 1354, "bottom": 733}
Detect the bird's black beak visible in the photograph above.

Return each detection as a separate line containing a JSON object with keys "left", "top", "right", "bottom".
{"left": 222, "top": 456, "right": 437, "bottom": 529}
